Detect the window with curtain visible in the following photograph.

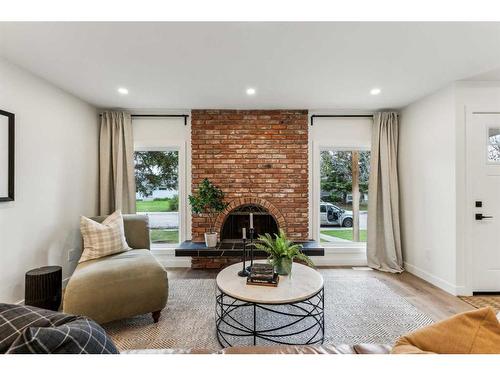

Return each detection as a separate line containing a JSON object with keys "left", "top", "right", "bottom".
{"left": 134, "top": 149, "right": 179, "bottom": 246}
{"left": 319, "top": 149, "right": 371, "bottom": 245}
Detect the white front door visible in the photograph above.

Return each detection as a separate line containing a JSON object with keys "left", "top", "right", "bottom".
{"left": 466, "top": 112, "right": 500, "bottom": 292}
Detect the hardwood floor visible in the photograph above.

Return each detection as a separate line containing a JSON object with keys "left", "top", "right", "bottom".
{"left": 163, "top": 265, "right": 474, "bottom": 322}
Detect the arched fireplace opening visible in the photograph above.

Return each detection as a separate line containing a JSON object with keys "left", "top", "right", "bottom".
{"left": 220, "top": 204, "right": 279, "bottom": 241}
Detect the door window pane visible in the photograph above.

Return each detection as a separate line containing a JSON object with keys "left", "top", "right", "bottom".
{"left": 488, "top": 127, "right": 500, "bottom": 162}
{"left": 134, "top": 150, "right": 179, "bottom": 245}
{"left": 320, "top": 150, "right": 370, "bottom": 244}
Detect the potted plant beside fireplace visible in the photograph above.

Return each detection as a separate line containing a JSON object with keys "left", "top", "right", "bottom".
{"left": 189, "top": 178, "right": 228, "bottom": 248}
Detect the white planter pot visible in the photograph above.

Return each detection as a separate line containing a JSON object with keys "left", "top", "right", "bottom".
{"left": 204, "top": 232, "right": 218, "bottom": 248}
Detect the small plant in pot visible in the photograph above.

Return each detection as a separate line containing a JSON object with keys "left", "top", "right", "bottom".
{"left": 189, "top": 178, "right": 228, "bottom": 248}
{"left": 255, "top": 230, "right": 314, "bottom": 275}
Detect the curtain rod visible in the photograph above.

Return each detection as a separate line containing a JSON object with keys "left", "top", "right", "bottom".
{"left": 310, "top": 114, "right": 373, "bottom": 126}
{"left": 99, "top": 113, "right": 189, "bottom": 125}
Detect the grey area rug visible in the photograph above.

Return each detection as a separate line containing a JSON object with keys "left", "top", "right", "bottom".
{"left": 104, "top": 271, "right": 434, "bottom": 351}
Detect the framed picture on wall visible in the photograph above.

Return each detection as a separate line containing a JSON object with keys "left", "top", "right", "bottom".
{"left": 0, "top": 109, "right": 15, "bottom": 202}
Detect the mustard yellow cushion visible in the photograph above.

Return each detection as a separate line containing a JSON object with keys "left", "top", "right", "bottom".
{"left": 391, "top": 307, "right": 500, "bottom": 354}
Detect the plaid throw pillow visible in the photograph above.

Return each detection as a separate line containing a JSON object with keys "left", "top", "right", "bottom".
{"left": 79, "top": 210, "right": 130, "bottom": 263}
{"left": 0, "top": 304, "right": 118, "bottom": 354}
{"left": 0, "top": 304, "right": 76, "bottom": 353}
{"left": 7, "top": 317, "right": 118, "bottom": 354}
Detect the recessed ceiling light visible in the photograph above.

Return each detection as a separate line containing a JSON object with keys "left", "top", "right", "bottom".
{"left": 246, "top": 88, "right": 256, "bottom": 96}
{"left": 117, "top": 87, "right": 129, "bottom": 95}
{"left": 370, "top": 88, "right": 381, "bottom": 95}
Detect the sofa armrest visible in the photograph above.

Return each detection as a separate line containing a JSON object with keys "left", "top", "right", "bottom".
{"left": 353, "top": 344, "right": 392, "bottom": 354}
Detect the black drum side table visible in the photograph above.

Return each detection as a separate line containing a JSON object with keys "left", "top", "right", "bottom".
{"left": 25, "top": 266, "right": 62, "bottom": 311}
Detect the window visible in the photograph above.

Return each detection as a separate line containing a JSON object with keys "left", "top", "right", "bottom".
{"left": 319, "top": 150, "right": 370, "bottom": 245}
{"left": 134, "top": 150, "right": 179, "bottom": 246}
{"left": 488, "top": 127, "right": 500, "bottom": 163}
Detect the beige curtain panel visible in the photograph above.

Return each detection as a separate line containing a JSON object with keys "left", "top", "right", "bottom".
{"left": 367, "top": 112, "right": 404, "bottom": 273}
{"left": 99, "top": 111, "right": 136, "bottom": 215}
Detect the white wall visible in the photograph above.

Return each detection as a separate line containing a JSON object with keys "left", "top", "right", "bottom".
{"left": 399, "top": 85, "right": 458, "bottom": 294}
{"left": 0, "top": 58, "right": 98, "bottom": 303}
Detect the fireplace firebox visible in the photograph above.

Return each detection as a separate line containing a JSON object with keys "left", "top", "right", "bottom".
{"left": 220, "top": 204, "right": 279, "bottom": 241}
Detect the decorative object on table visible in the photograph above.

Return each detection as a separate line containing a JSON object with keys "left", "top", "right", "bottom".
{"left": 0, "top": 109, "right": 15, "bottom": 202}
{"left": 246, "top": 226, "right": 255, "bottom": 272}
{"left": 245, "top": 212, "right": 256, "bottom": 272}
{"left": 250, "top": 263, "right": 274, "bottom": 278}
{"left": 25, "top": 266, "right": 62, "bottom": 311}
{"left": 246, "top": 263, "right": 279, "bottom": 287}
{"left": 238, "top": 228, "right": 249, "bottom": 277}
{"left": 255, "top": 229, "right": 314, "bottom": 275}
{"left": 189, "top": 178, "right": 228, "bottom": 248}
{"left": 246, "top": 274, "right": 279, "bottom": 287}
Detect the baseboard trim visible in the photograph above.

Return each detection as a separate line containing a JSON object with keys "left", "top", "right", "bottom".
{"left": 404, "top": 262, "right": 459, "bottom": 296}
{"left": 455, "top": 285, "right": 470, "bottom": 296}
{"left": 311, "top": 251, "right": 367, "bottom": 266}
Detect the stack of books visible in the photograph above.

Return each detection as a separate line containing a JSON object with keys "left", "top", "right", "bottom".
{"left": 246, "top": 263, "right": 279, "bottom": 287}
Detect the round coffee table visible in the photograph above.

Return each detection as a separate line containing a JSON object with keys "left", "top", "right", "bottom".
{"left": 215, "top": 261, "right": 324, "bottom": 347}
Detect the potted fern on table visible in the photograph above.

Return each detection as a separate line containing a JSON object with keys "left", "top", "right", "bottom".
{"left": 255, "top": 230, "right": 314, "bottom": 275}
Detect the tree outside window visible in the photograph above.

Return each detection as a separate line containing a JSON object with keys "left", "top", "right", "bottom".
{"left": 134, "top": 150, "right": 179, "bottom": 245}
{"left": 320, "top": 150, "right": 370, "bottom": 244}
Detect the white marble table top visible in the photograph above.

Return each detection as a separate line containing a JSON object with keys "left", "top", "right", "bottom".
{"left": 216, "top": 261, "right": 324, "bottom": 304}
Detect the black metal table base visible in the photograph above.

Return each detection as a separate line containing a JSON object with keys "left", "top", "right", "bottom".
{"left": 215, "top": 288, "right": 324, "bottom": 347}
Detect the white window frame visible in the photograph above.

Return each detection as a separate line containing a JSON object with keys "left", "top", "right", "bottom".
{"left": 134, "top": 145, "right": 186, "bottom": 249}
{"left": 312, "top": 144, "right": 371, "bottom": 251}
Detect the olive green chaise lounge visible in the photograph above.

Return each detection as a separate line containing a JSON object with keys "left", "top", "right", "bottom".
{"left": 63, "top": 215, "right": 168, "bottom": 324}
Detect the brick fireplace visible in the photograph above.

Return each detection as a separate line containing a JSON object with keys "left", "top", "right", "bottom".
{"left": 191, "top": 109, "right": 309, "bottom": 243}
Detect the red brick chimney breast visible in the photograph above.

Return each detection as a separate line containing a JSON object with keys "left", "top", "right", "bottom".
{"left": 191, "top": 109, "right": 309, "bottom": 242}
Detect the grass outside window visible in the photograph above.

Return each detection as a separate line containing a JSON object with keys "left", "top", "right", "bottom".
{"left": 136, "top": 197, "right": 178, "bottom": 212}
{"left": 150, "top": 229, "right": 179, "bottom": 244}
{"left": 320, "top": 229, "right": 367, "bottom": 242}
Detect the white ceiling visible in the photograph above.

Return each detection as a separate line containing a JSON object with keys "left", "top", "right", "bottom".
{"left": 465, "top": 66, "right": 500, "bottom": 81}
{"left": 2, "top": 22, "right": 500, "bottom": 110}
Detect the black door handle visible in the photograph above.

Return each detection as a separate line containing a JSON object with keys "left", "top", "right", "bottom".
{"left": 476, "top": 213, "right": 493, "bottom": 220}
